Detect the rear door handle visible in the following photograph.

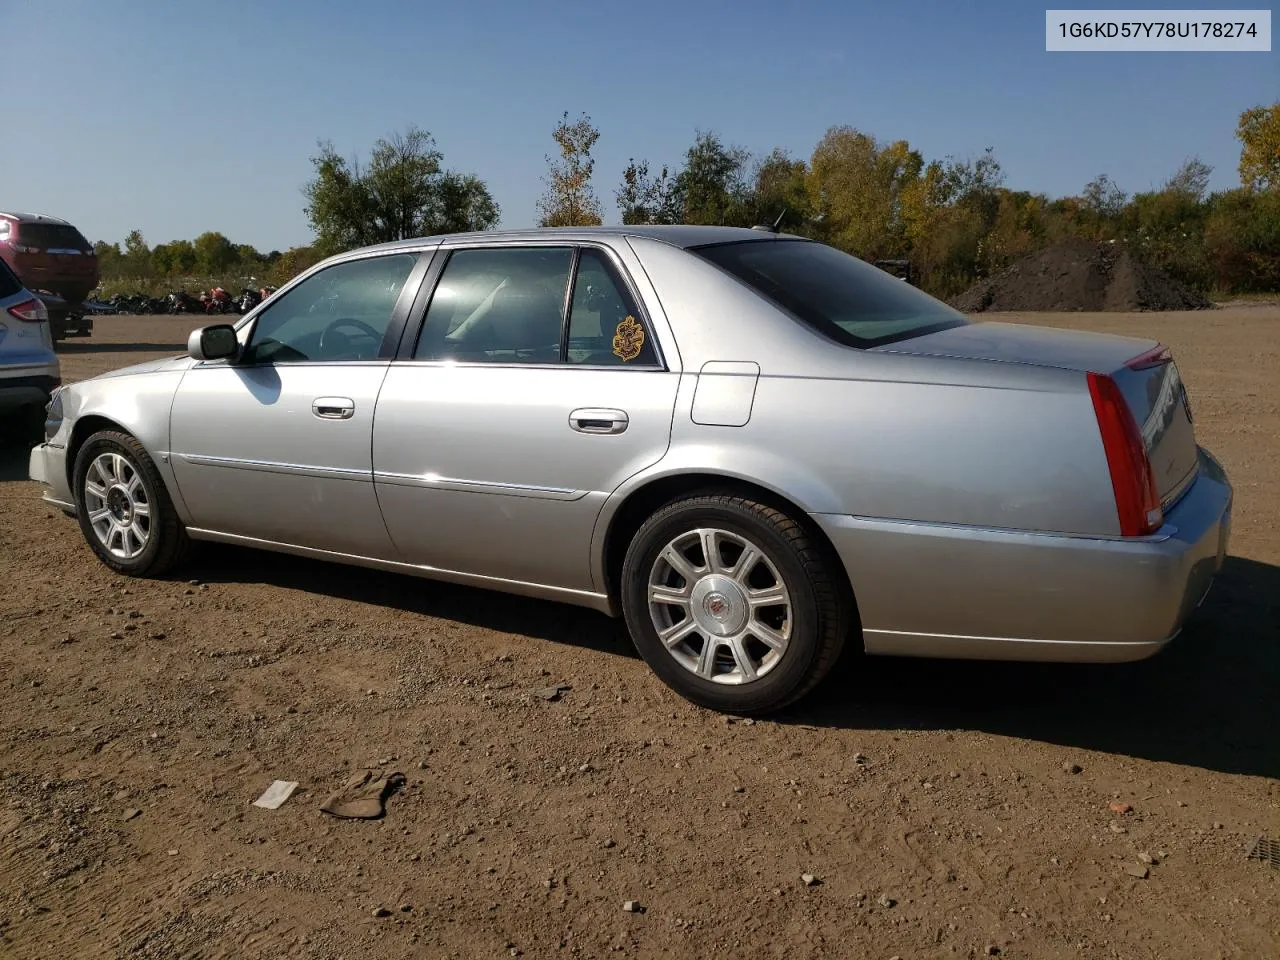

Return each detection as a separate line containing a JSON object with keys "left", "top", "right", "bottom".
{"left": 569, "top": 408, "right": 629, "bottom": 435}
{"left": 313, "top": 397, "right": 355, "bottom": 420}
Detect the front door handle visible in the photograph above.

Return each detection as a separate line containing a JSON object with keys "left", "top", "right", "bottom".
{"left": 569, "top": 408, "right": 629, "bottom": 435}
{"left": 313, "top": 397, "right": 355, "bottom": 420}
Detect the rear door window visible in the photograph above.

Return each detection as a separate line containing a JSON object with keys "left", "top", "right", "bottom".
{"left": 414, "top": 247, "right": 573, "bottom": 364}
{"left": 692, "top": 239, "right": 968, "bottom": 348}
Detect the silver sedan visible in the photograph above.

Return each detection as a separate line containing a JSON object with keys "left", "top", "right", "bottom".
{"left": 28, "top": 227, "right": 1233, "bottom": 713}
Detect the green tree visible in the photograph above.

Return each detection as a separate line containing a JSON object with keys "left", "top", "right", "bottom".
{"left": 750, "top": 149, "right": 814, "bottom": 232}
{"left": 168, "top": 239, "right": 197, "bottom": 274}
{"left": 93, "top": 240, "right": 123, "bottom": 273}
{"left": 270, "top": 246, "right": 324, "bottom": 286}
{"left": 538, "top": 112, "right": 603, "bottom": 227}
{"left": 1204, "top": 188, "right": 1280, "bottom": 291}
{"left": 123, "top": 229, "right": 150, "bottom": 275}
{"left": 616, "top": 158, "right": 680, "bottom": 225}
{"left": 1236, "top": 103, "right": 1280, "bottom": 191}
{"left": 234, "top": 243, "right": 263, "bottom": 269}
{"left": 1164, "top": 157, "right": 1213, "bottom": 200}
{"left": 193, "top": 231, "right": 236, "bottom": 274}
{"left": 433, "top": 173, "right": 502, "bottom": 234}
{"left": 304, "top": 126, "right": 499, "bottom": 255}
{"left": 1081, "top": 173, "right": 1127, "bottom": 217}
{"left": 675, "top": 132, "right": 753, "bottom": 227}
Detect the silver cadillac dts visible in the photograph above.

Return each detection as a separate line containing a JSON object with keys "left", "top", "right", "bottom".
{"left": 29, "top": 227, "right": 1232, "bottom": 713}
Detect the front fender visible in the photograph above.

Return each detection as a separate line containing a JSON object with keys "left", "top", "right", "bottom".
{"left": 57, "top": 368, "right": 192, "bottom": 522}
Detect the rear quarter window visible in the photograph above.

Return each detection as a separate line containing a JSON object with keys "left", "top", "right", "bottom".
{"left": 691, "top": 239, "right": 967, "bottom": 349}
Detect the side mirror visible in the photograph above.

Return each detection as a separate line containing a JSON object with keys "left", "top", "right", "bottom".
{"left": 188, "top": 324, "right": 239, "bottom": 361}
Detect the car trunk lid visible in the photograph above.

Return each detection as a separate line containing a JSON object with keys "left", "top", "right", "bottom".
{"left": 877, "top": 320, "right": 1199, "bottom": 507}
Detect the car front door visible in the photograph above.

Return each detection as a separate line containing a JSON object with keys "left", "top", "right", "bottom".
{"left": 372, "top": 243, "right": 681, "bottom": 595}
{"left": 169, "top": 250, "right": 428, "bottom": 556}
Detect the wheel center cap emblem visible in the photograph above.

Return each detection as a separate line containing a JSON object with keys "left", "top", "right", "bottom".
{"left": 704, "top": 593, "right": 730, "bottom": 621}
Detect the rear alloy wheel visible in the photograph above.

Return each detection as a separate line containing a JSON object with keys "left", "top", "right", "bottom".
{"left": 73, "top": 430, "right": 190, "bottom": 576}
{"left": 621, "top": 494, "right": 849, "bottom": 714}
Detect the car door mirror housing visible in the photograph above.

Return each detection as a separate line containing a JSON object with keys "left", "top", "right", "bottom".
{"left": 189, "top": 324, "right": 239, "bottom": 361}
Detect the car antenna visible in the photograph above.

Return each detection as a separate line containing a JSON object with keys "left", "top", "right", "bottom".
{"left": 751, "top": 207, "right": 788, "bottom": 234}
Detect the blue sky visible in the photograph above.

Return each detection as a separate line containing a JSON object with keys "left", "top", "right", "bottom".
{"left": 1, "top": 0, "right": 1274, "bottom": 251}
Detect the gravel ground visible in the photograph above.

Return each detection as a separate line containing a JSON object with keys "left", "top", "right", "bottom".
{"left": 1, "top": 308, "right": 1276, "bottom": 959}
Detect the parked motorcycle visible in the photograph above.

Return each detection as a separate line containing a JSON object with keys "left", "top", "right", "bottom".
{"left": 166, "top": 291, "right": 203, "bottom": 314}
{"left": 237, "top": 287, "right": 262, "bottom": 313}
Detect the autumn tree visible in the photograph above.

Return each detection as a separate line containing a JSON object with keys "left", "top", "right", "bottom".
{"left": 304, "top": 126, "right": 499, "bottom": 255}
{"left": 1237, "top": 103, "right": 1280, "bottom": 191}
{"left": 538, "top": 112, "right": 603, "bottom": 227}
{"left": 807, "top": 127, "right": 924, "bottom": 258}
{"left": 616, "top": 158, "right": 680, "bottom": 225}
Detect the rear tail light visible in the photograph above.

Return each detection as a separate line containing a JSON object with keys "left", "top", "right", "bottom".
{"left": 1125, "top": 344, "right": 1172, "bottom": 370}
{"left": 1087, "top": 371, "right": 1163, "bottom": 536}
{"left": 7, "top": 298, "right": 49, "bottom": 323}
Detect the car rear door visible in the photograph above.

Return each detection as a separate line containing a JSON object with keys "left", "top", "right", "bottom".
{"left": 169, "top": 250, "right": 431, "bottom": 557}
{"left": 372, "top": 242, "right": 681, "bottom": 594}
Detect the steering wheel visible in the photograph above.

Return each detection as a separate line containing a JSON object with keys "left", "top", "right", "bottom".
{"left": 318, "top": 318, "right": 383, "bottom": 358}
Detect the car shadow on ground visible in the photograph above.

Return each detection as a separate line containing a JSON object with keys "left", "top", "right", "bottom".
{"left": 186, "top": 545, "right": 636, "bottom": 661}
{"left": 186, "top": 544, "right": 1278, "bottom": 779}
{"left": 793, "top": 555, "right": 1280, "bottom": 780}
{"left": 0, "top": 439, "right": 33, "bottom": 481}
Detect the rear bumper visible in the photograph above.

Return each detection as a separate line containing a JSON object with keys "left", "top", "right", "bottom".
{"left": 28, "top": 440, "right": 75, "bottom": 513}
{"left": 0, "top": 374, "right": 58, "bottom": 412}
{"left": 814, "top": 446, "right": 1232, "bottom": 663}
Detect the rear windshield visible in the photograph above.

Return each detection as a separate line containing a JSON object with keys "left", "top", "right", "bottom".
{"left": 691, "top": 239, "right": 967, "bottom": 348}
{"left": 15, "top": 222, "right": 90, "bottom": 251}
{"left": 0, "top": 258, "right": 21, "bottom": 298}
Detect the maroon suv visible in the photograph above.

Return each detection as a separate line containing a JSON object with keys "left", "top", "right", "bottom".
{"left": 0, "top": 212, "right": 99, "bottom": 338}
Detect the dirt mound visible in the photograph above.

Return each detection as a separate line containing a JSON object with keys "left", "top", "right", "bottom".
{"left": 953, "top": 241, "right": 1211, "bottom": 313}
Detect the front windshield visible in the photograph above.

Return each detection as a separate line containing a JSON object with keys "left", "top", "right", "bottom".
{"left": 692, "top": 239, "right": 968, "bottom": 348}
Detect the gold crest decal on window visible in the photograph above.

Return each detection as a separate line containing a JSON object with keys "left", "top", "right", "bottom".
{"left": 612, "top": 316, "right": 645, "bottom": 362}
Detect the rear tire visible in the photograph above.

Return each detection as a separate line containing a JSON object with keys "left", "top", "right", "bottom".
{"left": 620, "top": 493, "right": 849, "bottom": 714}
{"left": 72, "top": 430, "right": 190, "bottom": 576}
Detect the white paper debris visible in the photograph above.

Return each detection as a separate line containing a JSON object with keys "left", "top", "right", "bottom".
{"left": 252, "top": 780, "right": 299, "bottom": 809}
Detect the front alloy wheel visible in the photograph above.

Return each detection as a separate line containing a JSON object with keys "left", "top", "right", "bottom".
{"left": 73, "top": 430, "right": 191, "bottom": 576}
{"left": 83, "top": 451, "right": 152, "bottom": 560}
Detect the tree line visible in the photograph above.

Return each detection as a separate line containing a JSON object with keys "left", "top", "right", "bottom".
{"left": 96, "top": 102, "right": 1279, "bottom": 299}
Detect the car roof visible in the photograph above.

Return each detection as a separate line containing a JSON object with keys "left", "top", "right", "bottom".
{"left": 350, "top": 224, "right": 806, "bottom": 255}
{"left": 0, "top": 211, "right": 75, "bottom": 226}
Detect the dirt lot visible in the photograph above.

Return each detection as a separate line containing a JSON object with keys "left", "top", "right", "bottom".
{"left": 1, "top": 308, "right": 1277, "bottom": 959}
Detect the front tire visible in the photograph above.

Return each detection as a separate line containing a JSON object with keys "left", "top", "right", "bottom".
{"left": 73, "top": 430, "right": 190, "bottom": 576}
{"left": 620, "top": 493, "right": 849, "bottom": 714}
